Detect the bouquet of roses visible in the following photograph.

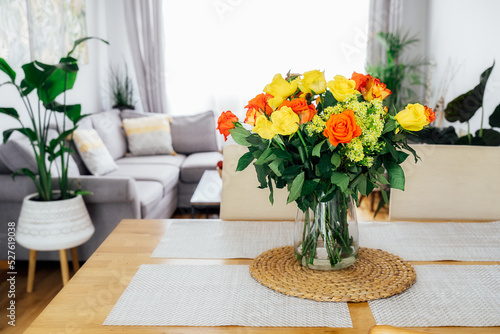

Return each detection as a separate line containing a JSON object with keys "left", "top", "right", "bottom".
{"left": 217, "top": 70, "right": 434, "bottom": 269}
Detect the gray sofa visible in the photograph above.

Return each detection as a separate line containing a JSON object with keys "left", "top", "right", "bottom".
{"left": 0, "top": 109, "right": 222, "bottom": 261}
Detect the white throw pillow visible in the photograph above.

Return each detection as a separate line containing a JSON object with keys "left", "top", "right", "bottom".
{"left": 72, "top": 129, "right": 118, "bottom": 176}
{"left": 122, "top": 114, "right": 175, "bottom": 156}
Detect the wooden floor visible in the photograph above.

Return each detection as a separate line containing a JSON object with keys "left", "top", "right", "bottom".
{"left": 0, "top": 195, "right": 388, "bottom": 333}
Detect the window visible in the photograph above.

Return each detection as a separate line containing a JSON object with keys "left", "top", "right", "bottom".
{"left": 163, "top": 0, "right": 370, "bottom": 117}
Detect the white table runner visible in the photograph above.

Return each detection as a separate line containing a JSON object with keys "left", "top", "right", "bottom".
{"left": 152, "top": 219, "right": 500, "bottom": 261}
{"left": 359, "top": 221, "right": 500, "bottom": 261}
{"left": 152, "top": 220, "right": 294, "bottom": 258}
{"left": 103, "top": 264, "right": 352, "bottom": 327}
{"left": 369, "top": 265, "right": 500, "bottom": 327}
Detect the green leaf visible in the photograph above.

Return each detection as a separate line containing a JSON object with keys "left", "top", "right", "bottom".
{"left": 444, "top": 61, "right": 494, "bottom": 123}
{"left": 287, "top": 171, "right": 305, "bottom": 203}
{"left": 330, "top": 153, "right": 341, "bottom": 167}
{"left": 236, "top": 151, "right": 254, "bottom": 171}
{"left": 268, "top": 159, "right": 283, "bottom": 177}
{"left": 317, "top": 154, "right": 333, "bottom": 177}
{"left": 382, "top": 119, "right": 396, "bottom": 134}
{"left": 331, "top": 172, "right": 349, "bottom": 193}
{"left": 476, "top": 129, "right": 500, "bottom": 146}
{"left": 489, "top": 103, "right": 500, "bottom": 128}
{"left": 323, "top": 90, "right": 336, "bottom": 108}
{"left": 0, "top": 107, "right": 19, "bottom": 120}
{"left": 267, "top": 175, "right": 274, "bottom": 205}
{"left": 228, "top": 127, "right": 251, "bottom": 146}
{"left": 312, "top": 140, "right": 325, "bottom": 157}
{"left": 45, "top": 103, "right": 82, "bottom": 123}
{"left": 302, "top": 179, "right": 319, "bottom": 197}
{"left": 254, "top": 164, "right": 268, "bottom": 188}
{"left": 384, "top": 160, "right": 405, "bottom": 190}
{"left": 0, "top": 58, "right": 16, "bottom": 82}
{"left": 255, "top": 147, "right": 273, "bottom": 165}
{"left": 395, "top": 150, "right": 409, "bottom": 164}
{"left": 66, "top": 37, "right": 109, "bottom": 57}
{"left": 392, "top": 133, "right": 406, "bottom": 142}
{"left": 3, "top": 128, "right": 37, "bottom": 143}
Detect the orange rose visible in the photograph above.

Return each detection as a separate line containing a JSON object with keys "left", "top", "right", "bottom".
{"left": 217, "top": 110, "right": 239, "bottom": 141}
{"left": 245, "top": 93, "right": 273, "bottom": 116}
{"left": 280, "top": 98, "right": 317, "bottom": 124}
{"left": 350, "top": 72, "right": 391, "bottom": 101}
{"left": 244, "top": 108, "right": 263, "bottom": 126}
{"left": 424, "top": 106, "right": 436, "bottom": 124}
{"left": 323, "top": 109, "right": 362, "bottom": 146}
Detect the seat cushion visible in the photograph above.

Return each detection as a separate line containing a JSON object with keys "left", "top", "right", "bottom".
{"left": 107, "top": 164, "right": 179, "bottom": 191}
{"left": 116, "top": 154, "right": 186, "bottom": 169}
{"left": 90, "top": 110, "right": 128, "bottom": 160}
{"left": 135, "top": 181, "right": 164, "bottom": 218}
{"left": 171, "top": 111, "right": 219, "bottom": 154}
{"left": 180, "top": 151, "right": 223, "bottom": 183}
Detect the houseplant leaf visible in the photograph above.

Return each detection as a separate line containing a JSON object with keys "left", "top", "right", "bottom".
{"left": 0, "top": 58, "right": 16, "bottom": 82}
{"left": 3, "top": 127, "right": 37, "bottom": 143}
{"left": 476, "top": 129, "right": 500, "bottom": 146}
{"left": 0, "top": 108, "right": 19, "bottom": 120}
{"left": 66, "top": 37, "right": 109, "bottom": 57}
{"left": 489, "top": 103, "right": 500, "bottom": 128}
{"left": 444, "top": 62, "right": 495, "bottom": 123}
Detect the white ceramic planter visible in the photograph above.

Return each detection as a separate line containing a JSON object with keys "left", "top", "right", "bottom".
{"left": 16, "top": 193, "right": 95, "bottom": 251}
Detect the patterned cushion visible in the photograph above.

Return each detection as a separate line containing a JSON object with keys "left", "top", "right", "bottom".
{"left": 72, "top": 129, "right": 118, "bottom": 176}
{"left": 122, "top": 115, "right": 175, "bottom": 156}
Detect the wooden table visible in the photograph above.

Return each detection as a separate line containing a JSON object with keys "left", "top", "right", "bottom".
{"left": 25, "top": 219, "right": 500, "bottom": 333}
{"left": 190, "top": 170, "right": 222, "bottom": 218}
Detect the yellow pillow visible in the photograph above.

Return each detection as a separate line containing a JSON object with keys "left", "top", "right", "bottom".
{"left": 122, "top": 115, "right": 175, "bottom": 156}
{"left": 73, "top": 129, "right": 118, "bottom": 176}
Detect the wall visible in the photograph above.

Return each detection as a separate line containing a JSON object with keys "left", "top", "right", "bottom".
{"left": 426, "top": 0, "right": 500, "bottom": 135}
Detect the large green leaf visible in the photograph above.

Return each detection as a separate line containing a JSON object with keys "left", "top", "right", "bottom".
{"left": 229, "top": 127, "right": 251, "bottom": 146}
{"left": 44, "top": 102, "right": 82, "bottom": 123}
{"left": 3, "top": 127, "right": 37, "bottom": 143}
{"left": 444, "top": 62, "right": 494, "bottom": 123}
{"left": 38, "top": 67, "right": 77, "bottom": 104}
{"left": 236, "top": 151, "right": 254, "bottom": 171}
{"left": 476, "top": 129, "right": 500, "bottom": 146}
{"left": 0, "top": 58, "right": 16, "bottom": 82}
{"left": 384, "top": 160, "right": 405, "bottom": 190}
{"left": 489, "top": 103, "right": 500, "bottom": 128}
{"left": 287, "top": 171, "right": 305, "bottom": 203}
{"left": 331, "top": 172, "right": 349, "bottom": 193}
{"left": 66, "top": 37, "right": 109, "bottom": 57}
{"left": 0, "top": 108, "right": 19, "bottom": 120}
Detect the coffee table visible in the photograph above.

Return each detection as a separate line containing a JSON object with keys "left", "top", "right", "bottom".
{"left": 190, "top": 170, "right": 222, "bottom": 218}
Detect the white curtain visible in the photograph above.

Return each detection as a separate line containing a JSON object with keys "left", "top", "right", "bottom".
{"left": 366, "top": 0, "right": 403, "bottom": 65}
{"left": 123, "top": 0, "right": 168, "bottom": 114}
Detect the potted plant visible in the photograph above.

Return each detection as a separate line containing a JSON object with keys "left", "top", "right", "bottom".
{"left": 109, "top": 64, "right": 135, "bottom": 110}
{"left": 0, "top": 37, "right": 108, "bottom": 290}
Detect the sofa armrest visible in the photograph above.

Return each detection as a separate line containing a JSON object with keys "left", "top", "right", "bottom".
{"left": 0, "top": 174, "right": 38, "bottom": 202}
{"left": 69, "top": 175, "right": 138, "bottom": 203}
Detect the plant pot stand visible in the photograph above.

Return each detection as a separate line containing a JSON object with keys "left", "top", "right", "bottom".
{"left": 27, "top": 247, "right": 81, "bottom": 293}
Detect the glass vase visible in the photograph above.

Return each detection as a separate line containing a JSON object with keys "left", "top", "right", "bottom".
{"left": 294, "top": 190, "right": 359, "bottom": 270}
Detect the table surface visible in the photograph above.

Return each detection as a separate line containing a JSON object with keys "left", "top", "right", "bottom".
{"left": 190, "top": 170, "right": 222, "bottom": 206}
{"left": 25, "top": 219, "right": 500, "bottom": 334}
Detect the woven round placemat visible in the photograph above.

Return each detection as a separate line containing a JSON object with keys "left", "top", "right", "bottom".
{"left": 249, "top": 246, "right": 416, "bottom": 302}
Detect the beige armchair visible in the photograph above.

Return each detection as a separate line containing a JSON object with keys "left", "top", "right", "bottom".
{"left": 220, "top": 144, "right": 297, "bottom": 221}
{"left": 390, "top": 144, "right": 500, "bottom": 221}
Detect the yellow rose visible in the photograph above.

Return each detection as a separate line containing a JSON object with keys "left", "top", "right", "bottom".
{"left": 298, "top": 70, "right": 326, "bottom": 95}
{"left": 271, "top": 106, "right": 300, "bottom": 135}
{"left": 395, "top": 103, "right": 428, "bottom": 131}
{"left": 264, "top": 74, "right": 298, "bottom": 99}
{"left": 253, "top": 115, "right": 276, "bottom": 139}
{"left": 267, "top": 95, "right": 284, "bottom": 111}
{"left": 327, "top": 75, "right": 358, "bottom": 102}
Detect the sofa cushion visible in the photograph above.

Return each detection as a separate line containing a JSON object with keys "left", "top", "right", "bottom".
{"left": 107, "top": 164, "right": 179, "bottom": 191}
{"left": 89, "top": 110, "right": 128, "bottom": 160}
{"left": 122, "top": 115, "right": 175, "bottom": 156}
{"left": 0, "top": 135, "right": 80, "bottom": 177}
{"left": 116, "top": 154, "right": 186, "bottom": 169}
{"left": 180, "top": 151, "right": 223, "bottom": 183}
{"left": 171, "top": 111, "right": 219, "bottom": 154}
{"left": 0, "top": 153, "right": 11, "bottom": 173}
{"left": 135, "top": 180, "right": 164, "bottom": 218}
{"left": 73, "top": 129, "right": 118, "bottom": 176}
